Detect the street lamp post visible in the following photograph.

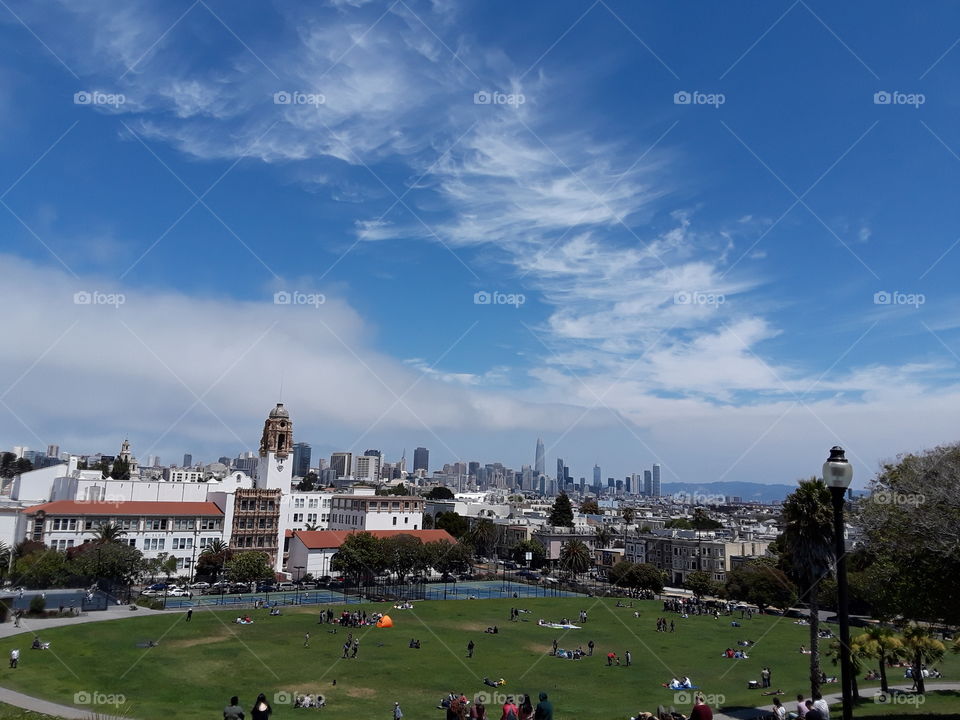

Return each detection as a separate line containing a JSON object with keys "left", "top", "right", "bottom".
{"left": 823, "top": 446, "right": 854, "bottom": 720}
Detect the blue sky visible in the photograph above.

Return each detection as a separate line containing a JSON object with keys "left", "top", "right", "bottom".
{"left": 2, "top": 0, "right": 960, "bottom": 490}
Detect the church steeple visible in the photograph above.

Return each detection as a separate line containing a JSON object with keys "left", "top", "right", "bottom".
{"left": 259, "top": 403, "right": 293, "bottom": 459}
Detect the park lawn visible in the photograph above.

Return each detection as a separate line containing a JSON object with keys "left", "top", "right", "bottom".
{"left": 0, "top": 598, "right": 956, "bottom": 720}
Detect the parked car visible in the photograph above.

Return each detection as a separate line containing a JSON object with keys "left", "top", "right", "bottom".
{"left": 256, "top": 583, "right": 276, "bottom": 593}
{"left": 516, "top": 570, "right": 539, "bottom": 580}
{"left": 167, "top": 588, "right": 193, "bottom": 597}
{"left": 317, "top": 575, "right": 332, "bottom": 584}
{"left": 298, "top": 581, "right": 318, "bottom": 590}
{"left": 147, "top": 583, "right": 168, "bottom": 591}
{"left": 190, "top": 581, "right": 210, "bottom": 590}
{"left": 140, "top": 589, "right": 163, "bottom": 597}
{"left": 277, "top": 582, "right": 295, "bottom": 591}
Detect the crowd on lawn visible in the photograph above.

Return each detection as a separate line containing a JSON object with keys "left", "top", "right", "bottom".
{"left": 437, "top": 690, "right": 553, "bottom": 720}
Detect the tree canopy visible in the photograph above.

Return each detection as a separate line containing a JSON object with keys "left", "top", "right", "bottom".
{"left": 549, "top": 493, "right": 574, "bottom": 527}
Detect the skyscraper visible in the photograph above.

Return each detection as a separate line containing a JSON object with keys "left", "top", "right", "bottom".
{"left": 557, "top": 458, "right": 564, "bottom": 483}
{"left": 330, "top": 452, "right": 352, "bottom": 478}
{"left": 46, "top": 444, "right": 59, "bottom": 458}
{"left": 292, "top": 442, "right": 312, "bottom": 478}
{"left": 183, "top": 453, "right": 193, "bottom": 467}
{"left": 593, "top": 464, "right": 601, "bottom": 486}
{"left": 643, "top": 470, "right": 652, "bottom": 496}
{"left": 413, "top": 447, "right": 429, "bottom": 473}
{"left": 652, "top": 463, "right": 661, "bottom": 497}
{"left": 535, "top": 438, "right": 545, "bottom": 476}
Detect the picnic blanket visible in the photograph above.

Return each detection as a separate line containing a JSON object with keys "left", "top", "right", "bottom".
{"left": 539, "top": 622, "right": 581, "bottom": 629}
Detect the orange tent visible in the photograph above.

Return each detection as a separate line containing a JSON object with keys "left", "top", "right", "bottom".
{"left": 376, "top": 615, "right": 393, "bottom": 628}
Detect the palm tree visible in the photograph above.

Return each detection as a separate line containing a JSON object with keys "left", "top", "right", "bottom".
{"left": 857, "top": 626, "right": 904, "bottom": 694}
{"left": 467, "top": 519, "right": 497, "bottom": 559}
{"left": 825, "top": 636, "right": 867, "bottom": 699}
{"left": 304, "top": 523, "right": 320, "bottom": 531}
{"left": 780, "top": 478, "right": 834, "bottom": 699}
{"left": 559, "top": 539, "right": 592, "bottom": 580}
{"left": 901, "top": 625, "right": 945, "bottom": 694}
{"left": 200, "top": 540, "right": 230, "bottom": 581}
{"left": 89, "top": 522, "right": 126, "bottom": 544}
{"left": 594, "top": 526, "right": 613, "bottom": 550}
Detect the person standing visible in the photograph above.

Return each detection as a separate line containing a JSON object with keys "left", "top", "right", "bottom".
{"left": 518, "top": 694, "right": 534, "bottom": 720}
{"left": 467, "top": 640, "right": 475, "bottom": 658}
{"left": 551, "top": 638, "right": 558, "bottom": 655}
{"left": 587, "top": 640, "right": 594, "bottom": 656}
{"left": 251, "top": 693, "right": 271, "bottom": 720}
{"left": 533, "top": 692, "right": 553, "bottom": 720}
{"left": 186, "top": 609, "right": 193, "bottom": 622}
{"left": 9, "top": 649, "right": 19, "bottom": 669}
{"left": 500, "top": 696, "right": 519, "bottom": 720}
{"left": 761, "top": 667, "right": 771, "bottom": 688}
{"left": 689, "top": 694, "right": 712, "bottom": 720}
{"left": 625, "top": 650, "right": 632, "bottom": 666}
{"left": 304, "top": 632, "right": 310, "bottom": 648}
{"left": 351, "top": 639, "right": 359, "bottom": 658}
{"left": 223, "top": 696, "right": 245, "bottom": 720}
{"left": 393, "top": 701, "right": 404, "bottom": 720}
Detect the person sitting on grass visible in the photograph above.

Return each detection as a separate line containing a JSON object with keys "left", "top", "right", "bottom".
{"left": 733, "top": 650, "right": 748, "bottom": 659}
{"left": 760, "top": 689, "right": 785, "bottom": 696}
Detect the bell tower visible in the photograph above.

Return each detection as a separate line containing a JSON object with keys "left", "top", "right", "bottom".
{"left": 256, "top": 403, "right": 294, "bottom": 490}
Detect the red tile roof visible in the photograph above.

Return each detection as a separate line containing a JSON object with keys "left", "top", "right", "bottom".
{"left": 22, "top": 500, "right": 223, "bottom": 517}
{"left": 292, "top": 529, "right": 456, "bottom": 550}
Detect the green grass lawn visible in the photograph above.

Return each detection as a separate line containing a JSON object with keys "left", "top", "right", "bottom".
{"left": 0, "top": 598, "right": 956, "bottom": 719}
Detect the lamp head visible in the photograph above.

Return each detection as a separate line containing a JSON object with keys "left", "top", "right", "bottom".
{"left": 822, "top": 446, "right": 853, "bottom": 490}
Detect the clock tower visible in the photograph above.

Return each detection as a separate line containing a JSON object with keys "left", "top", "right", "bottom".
{"left": 256, "top": 403, "right": 294, "bottom": 491}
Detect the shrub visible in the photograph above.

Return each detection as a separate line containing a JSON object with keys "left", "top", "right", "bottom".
{"left": 135, "top": 596, "right": 164, "bottom": 610}
{"left": 0, "top": 600, "right": 9, "bottom": 623}
{"left": 28, "top": 594, "right": 46, "bottom": 615}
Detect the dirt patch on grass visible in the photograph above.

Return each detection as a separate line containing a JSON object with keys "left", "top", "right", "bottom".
{"left": 168, "top": 634, "right": 230, "bottom": 649}
{"left": 525, "top": 642, "right": 553, "bottom": 655}
{"left": 345, "top": 687, "right": 376, "bottom": 698}
{"left": 435, "top": 621, "right": 493, "bottom": 632}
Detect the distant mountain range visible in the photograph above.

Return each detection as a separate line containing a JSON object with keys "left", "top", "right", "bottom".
{"left": 659, "top": 481, "right": 797, "bottom": 504}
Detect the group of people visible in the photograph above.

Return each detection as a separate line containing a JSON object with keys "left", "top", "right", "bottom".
{"left": 655, "top": 617, "right": 675, "bottom": 632}
{"left": 721, "top": 647, "right": 749, "bottom": 659}
{"left": 665, "top": 676, "right": 695, "bottom": 690}
{"left": 408, "top": 638, "right": 422, "bottom": 649}
{"left": 223, "top": 693, "right": 274, "bottom": 720}
{"left": 630, "top": 693, "right": 714, "bottom": 720}
{"left": 293, "top": 693, "right": 325, "bottom": 709}
{"left": 439, "top": 691, "right": 553, "bottom": 720}
{"left": 234, "top": 615, "right": 254, "bottom": 624}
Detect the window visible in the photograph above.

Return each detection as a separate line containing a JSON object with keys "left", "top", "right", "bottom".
{"left": 307, "top": 513, "right": 317, "bottom": 523}
{"left": 52, "top": 518, "right": 78, "bottom": 531}
{"left": 51, "top": 539, "right": 75, "bottom": 551}
{"left": 294, "top": 498, "right": 305, "bottom": 508}
{"left": 293, "top": 513, "right": 303, "bottom": 522}
{"left": 144, "top": 538, "right": 165, "bottom": 551}
{"left": 200, "top": 519, "right": 220, "bottom": 530}
{"left": 176, "top": 557, "right": 192, "bottom": 569}
{"left": 404, "top": 517, "right": 409, "bottom": 524}
{"left": 308, "top": 499, "right": 318, "bottom": 509}
{"left": 172, "top": 538, "right": 193, "bottom": 550}
{"left": 392, "top": 517, "right": 397, "bottom": 526}
{"left": 146, "top": 519, "right": 168, "bottom": 531}
{"left": 174, "top": 519, "right": 195, "bottom": 531}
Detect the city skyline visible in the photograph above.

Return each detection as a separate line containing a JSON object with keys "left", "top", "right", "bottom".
{"left": 3, "top": 2, "right": 960, "bottom": 489}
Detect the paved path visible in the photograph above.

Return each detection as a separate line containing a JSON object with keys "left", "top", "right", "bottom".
{"left": 710, "top": 681, "right": 960, "bottom": 719}
{"left": 0, "top": 603, "right": 178, "bottom": 640}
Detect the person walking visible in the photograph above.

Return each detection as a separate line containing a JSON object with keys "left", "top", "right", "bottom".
{"left": 533, "top": 692, "right": 552, "bottom": 720}
{"left": 351, "top": 639, "right": 359, "bottom": 658}
{"left": 223, "top": 695, "right": 245, "bottom": 720}
{"left": 551, "top": 638, "right": 558, "bottom": 655}
{"left": 393, "top": 701, "right": 404, "bottom": 720}
{"left": 587, "top": 640, "right": 594, "bottom": 656}
{"left": 342, "top": 641, "right": 350, "bottom": 658}
{"left": 251, "top": 692, "right": 272, "bottom": 720}
{"left": 625, "top": 650, "right": 632, "bottom": 666}
{"left": 9, "top": 649, "right": 19, "bottom": 669}
{"left": 186, "top": 609, "right": 193, "bottom": 622}
{"left": 467, "top": 640, "right": 475, "bottom": 658}
{"left": 304, "top": 632, "right": 310, "bottom": 648}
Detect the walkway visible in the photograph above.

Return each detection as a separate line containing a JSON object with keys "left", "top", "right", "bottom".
{"left": 711, "top": 681, "right": 960, "bottom": 720}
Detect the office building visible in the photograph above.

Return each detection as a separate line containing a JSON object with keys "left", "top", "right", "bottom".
{"left": 593, "top": 464, "right": 601, "bottom": 486}
{"left": 652, "top": 464, "right": 661, "bottom": 497}
{"left": 643, "top": 470, "right": 652, "bottom": 496}
{"left": 353, "top": 454, "right": 381, "bottom": 481}
{"left": 292, "top": 442, "right": 312, "bottom": 478}
{"left": 535, "top": 438, "right": 545, "bottom": 476}
{"left": 183, "top": 453, "right": 193, "bottom": 468}
{"left": 330, "top": 452, "right": 352, "bottom": 479}
{"left": 413, "top": 447, "right": 429, "bottom": 473}
{"left": 47, "top": 445, "right": 59, "bottom": 458}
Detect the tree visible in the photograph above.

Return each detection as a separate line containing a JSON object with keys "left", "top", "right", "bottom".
{"left": 422, "top": 514, "right": 434, "bottom": 530}
{"left": 684, "top": 570, "right": 719, "bottom": 599}
{"left": 691, "top": 508, "right": 722, "bottom": 531}
{"left": 621, "top": 507, "right": 635, "bottom": 525}
{"left": 580, "top": 498, "right": 599, "bottom": 515}
{"left": 559, "top": 539, "right": 591, "bottom": 578}
{"left": 426, "top": 541, "right": 472, "bottom": 576}
{"left": 549, "top": 493, "right": 574, "bottom": 528}
{"left": 628, "top": 563, "right": 666, "bottom": 595}
{"left": 0, "top": 453, "right": 33, "bottom": 479}
{"left": 510, "top": 540, "right": 545, "bottom": 569}
{"left": 425, "top": 486, "right": 454, "bottom": 500}
{"left": 664, "top": 518, "right": 692, "bottom": 529}
{"left": 89, "top": 522, "right": 127, "bottom": 544}
{"left": 593, "top": 526, "right": 613, "bottom": 549}
{"left": 14, "top": 549, "right": 69, "bottom": 588}
{"left": 67, "top": 541, "right": 143, "bottom": 586}
{"left": 608, "top": 560, "right": 635, "bottom": 588}
{"left": 780, "top": 478, "right": 834, "bottom": 699}
{"left": 856, "top": 626, "right": 904, "bottom": 694}
{"left": 0, "top": 541, "right": 10, "bottom": 583}
{"left": 435, "top": 511, "right": 469, "bottom": 539}
{"left": 297, "top": 472, "right": 319, "bottom": 491}
{"left": 825, "top": 635, "right": 867, "bottom": 699}
{"left": 901, "top": 625, "right": 945, "bottom": 694}
{"left": 724, "top": 561, "right": 797, "bottom": 613}
{"left": 225, "top": 551, "right": 272, "bottom": 584}
{"left": 331, "top": 532, "right": 386, "bottom": 587}
{"left": 857, "top": 443, "right": 960, "bottom": 626}
{"left": 382, "top": 534, "right": 422, "bottom": 583}
{"left": 466, "top": 519, "right": 498, "bottom": 558}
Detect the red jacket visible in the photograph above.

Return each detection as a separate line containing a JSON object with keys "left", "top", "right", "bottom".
{"left": 690, "top": 704, "right": 713, "bottom": 720}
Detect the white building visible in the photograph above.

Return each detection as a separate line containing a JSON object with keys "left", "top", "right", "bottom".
{"left": 353, "top": 454, "right": 381, "bottom": 482}
{"left": 22, "top": 500, "right": 225, "bottom": 571}
{"left": 328, "top": 491, "right": 424, "bottom": 531}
